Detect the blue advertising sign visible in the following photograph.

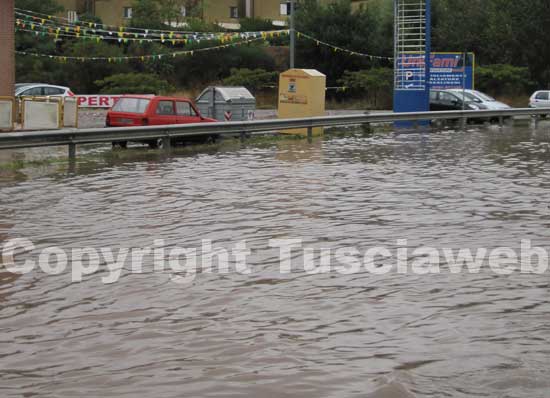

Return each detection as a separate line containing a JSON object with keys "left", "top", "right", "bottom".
{"left": 395, "top": 54, "right": 428, "bottom": 91}
{"left": 393, "top": 52, "right": 431, "bottom": 121}
{"left": 393, "top": 0, "right": 432, "bottom": 126}
{"left": 429, "top": 52, "right": 475, "bottom": 90}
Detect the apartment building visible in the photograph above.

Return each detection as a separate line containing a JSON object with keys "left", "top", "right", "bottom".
{"left": 56, "top": 0, "right": 133, "bottom": 26}
{"left": 55, "top": 0, "right": 369, "bottom": 28}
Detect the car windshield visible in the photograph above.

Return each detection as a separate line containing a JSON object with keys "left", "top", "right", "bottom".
{"left": 471, "top": 90, "right": 496, "bottom": 102}
{"left": 453, "top": 91, "right": 481, "bottom": 103}
{"left": 112, "top": 98, "right": 151, "bottom": 113}
{"left": 15, "top": 86, "right": 40, "bottom": 96}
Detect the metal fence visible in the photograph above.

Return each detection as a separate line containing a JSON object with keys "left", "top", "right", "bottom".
{"left": 0, "top": 108, "right": 549, "bottom": 159}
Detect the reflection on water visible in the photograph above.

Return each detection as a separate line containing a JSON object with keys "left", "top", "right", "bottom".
{"left": 1, "top": 124, "right": 550, "bottom": 397}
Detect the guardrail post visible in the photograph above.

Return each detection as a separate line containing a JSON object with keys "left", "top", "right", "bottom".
{"left": 461, "top": 116, "right": 466, "bottom": 130}
{"left": 534, "top": 114, "right": 540, "bottom": 129}
{"left": 163, "top": 135, "right": 171, "bottom": 151}
{"left": 499, "top": 116, "right": 504, "bottom": 128}
{"left": 240, "top": 132, "right": 246, "bottom": 142}
{"left": 68, "top": 142, "right": 76, "bottom": 160}
{"left": 68, "top": 142, "right": 76, "bottom": 173}
{"left": 307, "top": 126, "right": 313, "bottom": 142}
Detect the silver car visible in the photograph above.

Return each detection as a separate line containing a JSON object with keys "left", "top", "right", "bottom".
{"left": 529, "top": 91, "right": 550, "bottom": 109}
{"left": 15, "top": 83, "right": 75, "bottom": 97}
{"left": 448, "top": 89, "right": 511, "bottom": 110}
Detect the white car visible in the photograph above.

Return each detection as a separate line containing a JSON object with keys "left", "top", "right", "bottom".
{"left": 529, "top": 91, "right": 550, "bottom": 109}
{"left": 15, "top": 83, "right": 75, "bottom": 97}
{"left": 448, "top": 89, "right": 511, "bottom": 110}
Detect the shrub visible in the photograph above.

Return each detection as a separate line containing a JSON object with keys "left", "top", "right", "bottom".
{"left": 78, "top": 13, "right": 103, "bottom": 25}
{"left": 171, "top": 46, "right": 276, "bottom": 89}
{"left": 15, "top": 0, "right": 61, "bottom": 14}
{"left": 338, "top": 67, "right": 393, "bottom": 108}
{"left": 129, "top": 0, "right": 164, "bottom": 30}
{"left": 476, "top": 64, "right": 534, "bottom": 97}
{"left": 239, "top": 18, "right": 276, "bottom": 32}
{"left": 184, "top": 18, "right": 223, "bottom": 33}
{"left": 95, "top": 73, "right": 174, "bottom": 94}
{"left": 222, "top": 68, "right": 278, "bottom": 91}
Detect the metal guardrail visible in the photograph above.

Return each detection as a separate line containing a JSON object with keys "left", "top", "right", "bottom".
{"left": 0, "top": 108, "right": 549, "bottom": 156}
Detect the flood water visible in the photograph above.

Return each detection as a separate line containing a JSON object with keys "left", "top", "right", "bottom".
{"left": 1, "top": 123, "right": 550, "bottom": 397}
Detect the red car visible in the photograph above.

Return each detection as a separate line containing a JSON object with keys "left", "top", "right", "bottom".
{"left": 106, "top": 95, "right": 217, "bottom": 148}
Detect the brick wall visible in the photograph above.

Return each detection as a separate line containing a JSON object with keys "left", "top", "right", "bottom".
{"left": 0, "top": 0, "right": 15, "bottom": 97}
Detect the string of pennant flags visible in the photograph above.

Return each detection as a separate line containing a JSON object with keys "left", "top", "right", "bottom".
{"left": 15, "top": 28, "right": 394, "bottom": 62}
{"left": 15, "top": 31, "right": 393, "bottom": 63}
{"left": 297, "top": 32, "right": 393, "bottom": 61}
{"left": 15, "top": 22, "right": 287, "bottom": 45}
{"left": 15, "top": 7, "right": 237, "bottom": 36}
{"left": 15, "top": 37, "right": 268, "bottom": 63}
{"left": 15, "top": 10, "right": 285, "bottom": 43}
{"left": 14, "top": 7, "right": 394, "bottom": 62}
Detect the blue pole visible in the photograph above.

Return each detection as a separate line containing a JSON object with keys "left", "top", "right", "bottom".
{"left": 425, "top": 0, "right": 431, "bottom": 110}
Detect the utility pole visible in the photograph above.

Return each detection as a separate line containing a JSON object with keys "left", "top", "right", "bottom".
{"left": 289, "top": 0, "right": 295, "bottom": 69}
{"left": 0, "top": 0, "right": 15, "bottom": 97}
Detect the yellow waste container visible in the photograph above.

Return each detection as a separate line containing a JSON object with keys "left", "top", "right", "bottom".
{"left": 278, "top": 69, "right": 326, "bottom": 136}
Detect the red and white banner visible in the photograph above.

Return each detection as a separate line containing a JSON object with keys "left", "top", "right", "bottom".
{"left": 77, "top": 95, "right": 121, "bottom": 108}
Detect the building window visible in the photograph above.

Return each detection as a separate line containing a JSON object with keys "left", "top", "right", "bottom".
{"left": 84, "top": 0, "right": 95, "bottom": 14}
{"left": 229, "top": 6, "right": 239, "bottom": 19}
{"left": 123, "top": 7, "right": 133, "bottom": 19}
{"left": 280, "top": 2, "right": 298, "bottom": 16}
{"left": 67, "top": 10, "right": 78, "bottom": 23}
{"left": 280, "top": 2, "right": 289, "bottom": 15}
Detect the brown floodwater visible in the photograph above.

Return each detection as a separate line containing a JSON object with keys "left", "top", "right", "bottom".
{"left": 1, "top": 123, "right": 550, "bottom": 397}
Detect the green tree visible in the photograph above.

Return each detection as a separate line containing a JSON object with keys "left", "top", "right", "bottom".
{"left": 129, "top": 0, "right": 215, "bottom": 29}
{"left": 95, "top": 73, "right": 174, "bottom": 94}
{"left": 222, "top": 68, "right": 278, "bottom": 91}
{"left": 181, "top": 0, "right": 205, "bottom": 18}
{"left": 15, "top": 0, "right": 61, "bottom": 14}
{"left": 476, "top": 65, "right": 533, "bottom": 97}
{"left": 431, "top": 0, "right": 550, "bottom": 89}
{"left": 78, "top": 13, "right": 103, "bottom": 25}
{"left": 130, "top": 0, "right": 164, "bottom": 30}
{"left": 157, "top": 0, "right": 187, "bottom": 26}
{"left": 184, "top": 17, "right": 222, "bottom": 32}
{"left": 432, "top": 0, "right": 491, "bottom": 57}
{"left": 487, "top": 0, "right": 550, "bottom": 87}
{"left": 170, "top": 44, "right": 276, "bottom": 89}
{"left": 295, "top": 0, "right": 393, "bottom": 86}
{"left": 338, "top": 68, "right": 393, "bottom": 108}
{"left": 239, "top": 18, "right": 275, "bottom": 32}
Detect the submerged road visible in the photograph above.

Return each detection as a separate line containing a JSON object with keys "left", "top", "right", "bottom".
{"left": 1, "top": 124, "right": 550, "bottom": 397}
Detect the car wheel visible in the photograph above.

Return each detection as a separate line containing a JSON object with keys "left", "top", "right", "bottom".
{"left": 208, "top": 134, "right": 220, "bottom": 144}
{"left": 147, "top": 139, "right": 161, "bottom": 149}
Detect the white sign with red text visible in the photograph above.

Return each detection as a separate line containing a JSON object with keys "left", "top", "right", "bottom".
{"left": 77, "top": 95, "right": 121, "bottom": 108}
